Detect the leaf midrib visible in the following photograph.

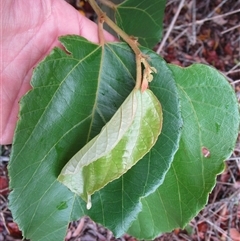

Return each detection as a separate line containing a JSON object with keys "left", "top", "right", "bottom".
{"left": 11, "top": 46, "right": 101, "bottom": 163}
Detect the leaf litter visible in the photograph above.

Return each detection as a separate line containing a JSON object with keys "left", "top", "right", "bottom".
{"left": 1, "top": 0, "right": 240, "bottom": 240}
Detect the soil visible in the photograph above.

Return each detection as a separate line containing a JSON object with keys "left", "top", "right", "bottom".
{"left": 1, "top": 0, "right": 240, "bottom": 240}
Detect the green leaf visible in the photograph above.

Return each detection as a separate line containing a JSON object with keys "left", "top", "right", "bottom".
{"left": 58, "top": 89, "right": 163, "bottom": 205}
{"left": 115, "top": 0, "right": 166, "bottom": 48}
{"left": 8, "top": 35, "right": 181, "bottom": 241}
{"left": 127, "top": 64, "right": 239, "bottom": 239}
{"left": 8, "top": 36, "right": 135, "bottom": 241}
{"left": 85, "top": 48, "right": 182, "bottom": 237}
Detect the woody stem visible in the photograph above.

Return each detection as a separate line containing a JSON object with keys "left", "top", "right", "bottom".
{"left": 88, "top": 0, "right": 144, "bottom": 89}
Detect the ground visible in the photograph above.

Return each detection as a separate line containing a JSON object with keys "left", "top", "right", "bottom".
{"left": 0, "top": 0, "right": 240, "bottom": 240}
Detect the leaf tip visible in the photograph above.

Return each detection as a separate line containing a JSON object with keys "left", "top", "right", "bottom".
{"left": 86, "top": 194, "right": 92, "bottom": 210}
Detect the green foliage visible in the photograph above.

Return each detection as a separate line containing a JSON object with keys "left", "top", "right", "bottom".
{"left": 127, "top": 64, "right": 239, "bottom": 239}
{"left": 8, "top": 1, "right": 239, "bottom": 241}
{"left": 58, "top": 89, "right": 163, "bottom": 205}
{"left": 115, "top": 0, "right": 166, "bottom": 48}
{"left": 9, "top": 36, "right": 182, "bottom": 240}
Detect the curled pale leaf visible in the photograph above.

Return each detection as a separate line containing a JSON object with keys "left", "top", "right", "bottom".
{"left": 58, "top": 90, "right": 137, "bottom": 195}
{"left": 58, "top": 89, "right": 163, "bottom": 204}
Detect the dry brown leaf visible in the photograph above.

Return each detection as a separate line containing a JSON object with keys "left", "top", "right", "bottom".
{"left": 212, "top": 14, "right": 227, "bottom": 25}
{"left": 233, "top": 181, "right": 240, "bottom": 189}
{"left": 6, "top": 222, "right": 22, "bottom": 239}
{"left": 0, "top": 176, "right": 8, "bottom": 195}
{"left": 230, "top": 228, "right": 240, "bottom": 241}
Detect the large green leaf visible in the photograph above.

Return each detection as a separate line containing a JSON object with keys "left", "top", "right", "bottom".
{"left": 127, "top": 64, "right": 240, "bottom": 239}
{"left": 9, "top": 36, "right": 134, "bottom": 241}
{"left": 58, "top": 89, "right": 163, "bottom": 204}
{"left": 84, "top": 47, "right": 182, "bottom": 236}
{"left": 114, "top": 0, "right": 166, "bottom": 48}
{"left": 9, "top": 35, "right": 181, "bottom": 241}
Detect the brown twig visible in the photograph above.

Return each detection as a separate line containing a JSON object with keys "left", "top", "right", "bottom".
{"left": 88, "top": 0, "right": 156, "bottom": 91}
{"left": 191, "top": 0, "right": 196, "bottom": 45}
{"left": 174, "top": 8, "right": 240, "bottom": 29}
{"left": 156, "top": 0, "right": 185, "bottom": 54}
{"left": 221, "top": 24, "right": 240, "bottom": 34}
{"left": 98, "top": 0, "right": 117, "bottom": 9}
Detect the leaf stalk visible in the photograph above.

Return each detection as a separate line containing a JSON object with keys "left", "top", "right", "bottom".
{"left": 88, "top": 0, "right": 156, "bottom": 91}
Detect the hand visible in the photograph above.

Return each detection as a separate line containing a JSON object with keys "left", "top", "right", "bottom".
{"left": 0, "top": 0, "right": 115, "bottom": 144}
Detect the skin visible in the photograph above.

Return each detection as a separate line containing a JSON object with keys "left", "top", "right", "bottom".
{"left": 0, "top": 0, "right": 115, "bottom": 144}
